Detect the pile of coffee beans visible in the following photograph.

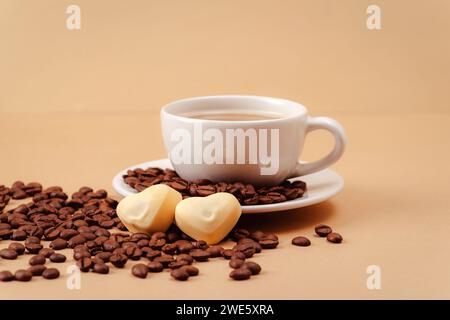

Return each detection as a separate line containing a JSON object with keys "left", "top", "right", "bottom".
{"left": 122, "top": 167, "right": 307, "bottom": 205}
{"left": 0, "top": 181, "right": 282, "bottom": 282}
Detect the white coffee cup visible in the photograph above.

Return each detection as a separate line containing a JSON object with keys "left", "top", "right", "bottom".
{"left": 161, "top": 95, "right": 347, "bottom": 185}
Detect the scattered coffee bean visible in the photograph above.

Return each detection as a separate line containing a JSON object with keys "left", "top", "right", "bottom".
{"left": 181, "top": 265, "right": 199, "bottom": 277}
{"left": 28, "top": 265, "right": 47, "bottom": 276}
{"left": 170, "top": 268, "right": 189, "bottom": 281}
{"left": 153, "top": 255, "right": 174, "bottom": 268}
{"left": 42, "top": 268, "right": 60, "bottom": 279}
{"left": 235, "top": 243, "right": 256, "bottom": 258}
{"left": 229, "top": 258, "right": 245, "bottom": 269}
{"left": 49, "top": 253, "right": 66, "bottom": 263}
{"left": 292, "top": 236, "right": 311, "bottom": 247}
{"left": 176, "top": 254, "right": 194, "bottom": 264}
{"left": 190, "top": 249, "right": 210, "bottom": 262}
{"left": 0, "top": 270, "right": 14, "bottom": 282}
{"left": 15, "top": 269, "right": 33, "bottom": 282}
{"left": 76, "top": 257, "right": 93, "bottom": 272}
{"left": 50, "top": 238, "right": 67, "bottom": 250}
{"left": 207, "top": 245, "right": 224, "bottom": 257}
{"left": 93, "top": 263, "right": 109, "bottom": 274}
{"left": 315, "top": 224, "right": 332, "bottom": 237}
{"left": 0, "top": 248, "right": 18, "bottom": 260}
{"left": 169, "top": 260, "right": 189, "bottom": 269}
{"left": 109, "top": 253, "right": 128, "bottom": 268}
{"left": 9, "top": 242, "right": 26, "bottom": 255}
{"left": 230, "top": 268, "right": 252, "bottom": 280}
{"left": 243, "top": 262, "right": 261, "bottom": 275}
{"left": 259, "top": 239, "right": 279, "bottom": 249}
{"left": 132, "top": 264, "right": 149, "bottom": 278}
{"left": 29, "top": 254, "right": 46, "bottom": 266}
{"left": 327, "top": 232, "right": 343, "bottom": 244}
{"left": 147, "top": 261, "right": 164, "bottom": 273}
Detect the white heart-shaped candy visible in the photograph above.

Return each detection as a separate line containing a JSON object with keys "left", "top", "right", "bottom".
{"left": 175, "top": 193, "right": 242, "bottom": 244}
{"left": 117, "top": 184, "right": 182, "bottom": 234}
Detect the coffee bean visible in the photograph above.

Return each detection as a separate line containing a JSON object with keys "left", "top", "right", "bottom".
{"left": 9, "top": 242, "right": 26, "bottom": 255}
{"left": 169, "top": 260, "right": 189, "bottom": 269}
{"left": 232, "top": 228, "right": 250, "bottom": 241}
{"left": 132, "top": 264, "right": 149, "bottom": 278}
{"left": 206, "top": 245, "right": 224, "bottom": 258}
{"left": 49, "top": 253, "right": 66, "bottom": 263}
{"left": 259, "top": 239, "right": 279, "bottom": 249}
{"left": 28, "top": 265, "right": 47, "bottom": 276}
{"left": 315, "top": 224, "right": 332, "bottom": 237}
{"left": 15, "top": 269, "right": 33, "bottom": 281}
{"left": 103, "top": 239, "right": 120, "bottom": 252}
{"left": 176, "top": 253, "right": 194, "bottom": 264}
{"left": 229, "top": 268, "right": 252, "bottom": 280}
{"left": 0, "top": 248, "right": 18, "bottom": 260}
{"left": 190, "top": 249, "right": 210, "bottom": 262}
{"left": 25, "top": 242, "right": 43, "bottom": 254}
{"left": 327, "top": 232, "right": 343, "bottom": 243}
{"left": 235, "top": 243, "right": 256, "bottom": 258}
{"left": 60, "top": 228, "right": 79, "bottom": 240}
{"left": 96, "top": 252, "right": 112, "bottom": 262}
{"left": 170, "top": 268, "right": 189, "bottom": 281}
{"left": 243, "top": 261, "right": 261, "bottom": 275}
{"left": 0, "top": 228, "right": 13, "bottom": 239}
{"left": 162, "top": 243, "right": 178, "bottom": 255}
{"left": 229, "top": 258, "right": 245, "bottom": 269}
{"left": 50, "top": 238, "right": 67, "bottom": 250}
{"left": 222, "top": 249, "right": 237, "bottom": 260}
{"left": 0, "top": 270, "right": 14, "bottom": 282}
{"left": 76, "top": 257, "right": 93, "bottom": 272}
{"left": 42, "top": 268, "right": 60, "bottom": 279}
{"left": 29, "top": 254, "right": 46, "bottom": 266}
{"left": 176, "top": 241, "right": 194, "bottom": 254}
{"left": 11, "top": 229, "right": 27, "bottom": 241}
{"left": 181, "top": 265, "right": 199, "bottom": 276}
{"left": 93, "top": 263, "right": 109, "bottom": 274}
{"left": 292, "top": 236, "right": 311, "bottom": 247}
{"left": 67, "top": 234, "right": 87, "bottom": 248}
{"left": 38, "top": 248, "right": 55, "bottom": 258}
{"left": 109, "top": 253, "right": 128, "bottom": 268}
{"left": 147, "top": 261, "right": 164, "bottom": 273}
{"left": 192, "top": 240, "right": 209, "bottom": 250}
{"left": 73, "top": 250, "right": 91, "bottom": 260}
{"left": 153, "top": 255, "right": 174, "bottom": 268}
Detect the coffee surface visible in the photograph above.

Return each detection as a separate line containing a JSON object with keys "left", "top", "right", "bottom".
{"left": 183, "top": 111, "right": 281, "bottom": 121}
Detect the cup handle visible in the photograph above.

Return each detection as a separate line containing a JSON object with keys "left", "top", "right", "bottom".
{"left": 289, "top": 116, "right": 347, "bottom": 177}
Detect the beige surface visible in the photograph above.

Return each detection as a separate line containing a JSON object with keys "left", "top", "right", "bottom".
{"left": 0, "top": 0, "right": 450, "bottom": 299}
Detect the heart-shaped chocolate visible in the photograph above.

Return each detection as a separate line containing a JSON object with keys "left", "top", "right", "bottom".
{"left": 117, "top": 184, "right": 182, "bottom": 234}
{"left": 175, "top": 193, "right": 242, "bottom": 244}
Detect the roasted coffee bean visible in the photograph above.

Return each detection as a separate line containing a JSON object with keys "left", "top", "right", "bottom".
{"left": 132, "top": 264, "right": 149, "bottom": 278}
{"left": 181, "top": 265, "right": 199, "bottom": 276}
{"left": 327, "top": 232, "right": 343, "bottom": 243}
{"left": 125, "top": 247, "right": 143, "bottom": 260}
{"left": 229, "top": 258, "right": 245, "bottom": 269}
{"left": 95, "top": 228, "right": 111, "bottom": 238}
{"left": 206, "top": 245, "right": 224, "bottom": 258}
{"left": 67, "top": 234, "right": 87, "bottom": 248}
{"left": 15, "top": 269, "right": 33, "bottom": 281}
{"left": 11, "top": 229, "right": 27, "bottom": 241}
{"left": 176, "top": 253, "right": 194, "bottom": 264}
{"left": 162, "top": 243, "right": 178, "bottom": 255}
{"left": 76, "top": 257, "right": 93, "bottom": 272}
{"left": 12, "top": 189, "right": 27, "bottom": 199}
{"left": 259, "top": 239, "right": 279, "bottom": 249}
{"left": 222, "top": 249, "right": 236, "bottom": 260}
{"left": 235, "top": 243, "right": 256, "bottom": 258}
{"left": 103, "top": 239, "right": 120, "bottom": 252}
{"left": 169, "top": 260, "right": 189, "bottom": 269}
{"left": 243, "top": 262, "right": 261, "bottom": 275}
{"left": 230, "top": 268, "right": 252, "bottom": 280}
{"left": 25, "top": 243, "right": 43, "bottom": 254}
{"left": 29, "top": 254, "right": 46, "bottom": 266}
{"left": 176, "top": 241, "right": 194, "bottom": 254}
{"left": 96, "top": 252, "right": 112, "bottom": 262}
{"left": 292, "top": 236, "right": 311, "bottom": 247}
{"left": 73, "top": 250, "right": 91, "bottom": 260}
{"left": 9, "top": 242, "right": 26, "bottom": 255}
{"left": 42, "top": 268, "right": 60, "bottom": 279}
{"left": 190, "top": 249, "right": 210, "bottom": 262}
{"left": 50, "top": 238, "right": 67, "bottom": 250}
{"left": 170, "top": 268, "right": 189, "bottom": 281}
{"left": 28, "top": 265, "right": 47, "bottom": 276}
{"left": 0, "top": 270, "right": 14, "bottom": 282}
{"left": 153, "top": 255, "right": 174, "bottom": 268}
{"left": 150, "top": 238, "right": 166, "bottom": 250}
{"left": 136, "top": 239, "right": 149, "bottom": 248}
{"left": 93, "top": 263, "right": 109, "bottom": 274}
{"left": 192, "top": 240, "right": 209, "bottom": 250}
{"left": 147, "top": 261, "right": 164, "bottom": 273}
{"left": 0, "top": 229, "right": 13, "bottom": 239}
{"left": 37, "top": 248, "right": 54, "bottom": 258}
{"left": 315, "top": 224, "right": 332, "bottom": 237}
{"left": 80, "top": 232, "right": 96, "bottom": 241}
{"left": 59, "top": 228, "right": 79, "bottom": 240}
{"left": 43, "top": 228, "right": 60, "bottom": 241}
{"left": 49, "top": 253, "right": 66, "bottom": 263}
{"left": 0, "top": 248, "right": 18, "bottom": 259}
{"left": 232, "top": 228, "right": 250, "bottom": 241}
{"left": 109, "top": 253, "right": 128, "bottom": 268}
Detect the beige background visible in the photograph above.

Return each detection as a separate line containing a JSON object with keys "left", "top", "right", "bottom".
{"left": 0, "top": 0, "right": 450, "bottom": 299}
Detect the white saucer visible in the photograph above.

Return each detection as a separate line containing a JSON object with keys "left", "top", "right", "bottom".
{"left": 112, "top": 159, "right": 344, "bottom": 214}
